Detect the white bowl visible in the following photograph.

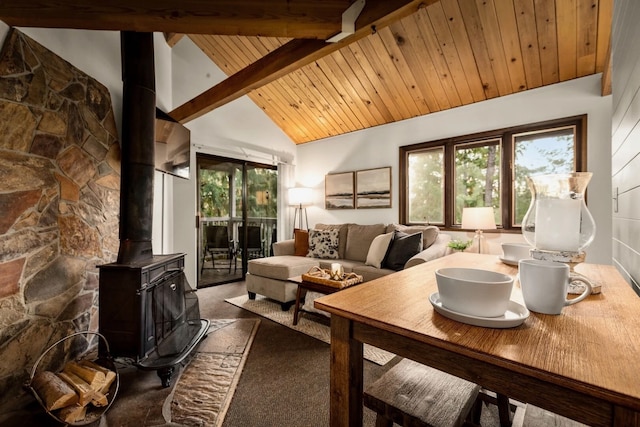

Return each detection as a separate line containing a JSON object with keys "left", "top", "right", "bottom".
{"left": 501, "top": 243, "right": 532, "bottom": 261}
{"left": 435, "top": 268, "right": 514, "bottom": 318}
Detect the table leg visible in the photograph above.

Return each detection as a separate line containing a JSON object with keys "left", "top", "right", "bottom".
{"left": 293, "top": 285, "right": 306, "bottom": 325}
{"left": 330, "top": 315, "right": 364, "bottom": 426}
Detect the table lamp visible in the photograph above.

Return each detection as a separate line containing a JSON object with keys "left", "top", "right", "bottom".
{"left": 288, "top": 187, "right": 313, "bottom": 234}
{"left": 461, "top": 207, "right": 496, "bottom": 254}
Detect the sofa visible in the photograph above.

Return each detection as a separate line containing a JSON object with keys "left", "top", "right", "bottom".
{"left": 245, "top": 223, "right": 451, "bottom": 310}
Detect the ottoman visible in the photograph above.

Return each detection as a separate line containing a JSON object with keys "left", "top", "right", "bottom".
{"left": 246, "top": 256, "right": 319, "bottom": 310}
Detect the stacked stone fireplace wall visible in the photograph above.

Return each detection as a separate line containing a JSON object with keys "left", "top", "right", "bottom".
{"left": 0, "top": 29, "right": 121, "bottom": 409}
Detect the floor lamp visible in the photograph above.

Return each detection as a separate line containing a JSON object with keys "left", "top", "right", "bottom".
{"left": 461, "top": 207, "right": 496, "bottom": 254}
{"left": 288, "top": 187, "right": 312, "bottom": 236}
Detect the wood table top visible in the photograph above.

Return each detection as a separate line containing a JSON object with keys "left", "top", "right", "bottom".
{"left": 315, "top": 252, "right": 640, "bottom": 411}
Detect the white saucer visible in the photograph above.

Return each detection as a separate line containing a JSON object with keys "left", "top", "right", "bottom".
{"left": 429, "top": 292, "right": 529, "bottom": 328}
{"left": 498, "top": 256, "right": 519, "bottom": 266}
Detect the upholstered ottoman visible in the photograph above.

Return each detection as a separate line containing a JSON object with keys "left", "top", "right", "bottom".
{"left": 246, "top": 255, "right": 319, "bottom": 310}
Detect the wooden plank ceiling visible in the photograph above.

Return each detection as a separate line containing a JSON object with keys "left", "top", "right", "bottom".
{"left": 0, "top": 0, "right": 611, "bottom": 145}
{"left": 182, "top": 0, "right": 611, "bottom": 144}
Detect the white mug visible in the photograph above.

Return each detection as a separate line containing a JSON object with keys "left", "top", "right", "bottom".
{"left": 518, "top": 259, "right": 592, "bottom": 315}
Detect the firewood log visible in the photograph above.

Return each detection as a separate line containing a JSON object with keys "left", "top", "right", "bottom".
{"left": 57, "top": 404, "right": 87, "bottom": 423}
{"left": 57, "top": 371, "right": 94, "bottom": 407}
{"left": 91, "top": 390, "right": 108, "bottom": 407}
{"left": 63, "top": 361, "right": 106, "bottom": 389}
{"left": 31, "top": 371, "right": 79, "bottom": 411}
{"left": 79, "top": 360, "right": 116, "bottom": 383}
{"left": 79, "top": 360, "right": 116, "bottom": 394}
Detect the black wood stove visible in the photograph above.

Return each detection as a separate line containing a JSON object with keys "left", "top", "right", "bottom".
{"left": 98, "top": 32, "right": 208, "bottom": 387}
{"left": 99, "top": 254, "right": 208, "bottom": 387}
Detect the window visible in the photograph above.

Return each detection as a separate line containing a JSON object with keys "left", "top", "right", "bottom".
{"left": 399, "top": 116, "right": 586, "bottom": 231}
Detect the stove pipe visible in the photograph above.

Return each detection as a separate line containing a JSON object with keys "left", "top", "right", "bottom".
{"left": 117, "top": 32, "right": 156, "bottom": 264}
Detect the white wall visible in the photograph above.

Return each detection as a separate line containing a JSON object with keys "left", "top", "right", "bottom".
{"left": 611, "top": 0, "right": 640, "bottom": 294}
{"left": 297, "top": 75, "right": 612, "bottom": 264}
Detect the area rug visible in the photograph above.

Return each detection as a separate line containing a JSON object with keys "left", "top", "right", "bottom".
{"left": 164, "top": 318, "right": 260, "bottom": 427}
{"left": 225, "top": 295, "right": 395, "bottom": 366}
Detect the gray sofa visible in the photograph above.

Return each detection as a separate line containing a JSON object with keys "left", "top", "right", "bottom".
{"left": 245, "top": 223, "right": 451, "bottom": 310}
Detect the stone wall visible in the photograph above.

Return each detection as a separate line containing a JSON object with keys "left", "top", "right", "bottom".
{"left": 0, "top": 29, "right": 120, "bottom": 410}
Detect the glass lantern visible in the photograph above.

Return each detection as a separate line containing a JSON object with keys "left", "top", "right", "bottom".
{"left": 521, "top": 172, "right": 596, "bottom": 253}
{"left": 521, "top": 172, "right": 599, "bottom": 294}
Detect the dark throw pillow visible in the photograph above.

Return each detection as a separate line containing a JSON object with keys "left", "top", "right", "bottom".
{"left": 382, "top": 231, "right": 423, "bottom": 271}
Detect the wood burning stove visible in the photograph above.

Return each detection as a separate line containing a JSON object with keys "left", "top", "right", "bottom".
{"left": 98, "top": 32, "right": 208, "bottom": 387}
{"left": 98, "top": 254, "right": 208, "bottom": 387}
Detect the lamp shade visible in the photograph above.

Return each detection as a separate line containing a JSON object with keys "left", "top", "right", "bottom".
{"left": 461, "top": 207, "right": 496, "bottom": 230}
{"left": 288, "top": 187, "right": 313, "bottom": 206}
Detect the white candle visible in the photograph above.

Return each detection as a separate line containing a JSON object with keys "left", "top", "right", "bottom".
{"left": 331, "top": 263, "right": 341, "bottom": 275}
{"left": 534, "top": 199, "right": 581, "bottom": 251}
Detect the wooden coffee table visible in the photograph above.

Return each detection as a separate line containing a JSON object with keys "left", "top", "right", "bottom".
{"left": 288, "top": 275, "right": 362, "bottom": 325}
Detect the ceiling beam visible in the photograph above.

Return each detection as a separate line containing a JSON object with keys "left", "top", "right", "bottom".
{"left": 601, "top": 43, "right": 612, "bottom": 96}
{"left": 0, "top": 0, "right": 353, "bottom": 39}
{"left": 169, "top": 0, "right": 439, "bottom": 124}
{"left": 164, "top": 33, "right": 184, "bottom": 47}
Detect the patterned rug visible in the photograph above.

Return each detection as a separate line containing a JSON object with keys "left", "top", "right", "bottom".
{"left": 225, "top": 295, "right": 395, "bottom": 365}
{"left": 165, "top": 318, "right": 260, "bottom": 427}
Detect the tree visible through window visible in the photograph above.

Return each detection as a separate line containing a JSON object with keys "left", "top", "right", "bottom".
{"left": 454, "top": 140, "right": 501, "bottom": 225}
{"left": 512, "top": 128, "right": 576, "bottom": 225}
{"left": 399, "top": 116, "right": 586, "bottom": 230}
{"left": 408, "top": 148, "right": 443, "bottom": 224}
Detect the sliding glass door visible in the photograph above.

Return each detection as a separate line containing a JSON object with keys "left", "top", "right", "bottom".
{"left": 197, "top": 153, "right": 277, "bottom": 288}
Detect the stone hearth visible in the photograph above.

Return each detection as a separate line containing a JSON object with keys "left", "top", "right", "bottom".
{"left": 0, "top": 29, "right": 121, "bottom": 411}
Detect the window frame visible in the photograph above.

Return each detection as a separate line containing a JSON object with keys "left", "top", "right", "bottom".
{"left": 399, "top": 115, "right": 587, "bottom": 231}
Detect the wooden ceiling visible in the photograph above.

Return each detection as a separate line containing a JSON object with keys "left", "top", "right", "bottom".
{"left": 0, "top": 0, "right": 612, "bottom": 145}
{"left": 180, "top": 0, "right": 612, "bottom": 144}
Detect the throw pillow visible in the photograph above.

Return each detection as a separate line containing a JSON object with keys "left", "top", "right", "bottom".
{"left": 293, "top": 228, "right": 309, "bottom": 256}
{"left": 315, "top": 223, "right": 350, "bottom": 258}
{"left": 382, "top": 231, "right": 423, "bottom": 271}
{"left": 387, "top": 224, "right": 439, "bottom": 249}
{"left": 345, "top": 223, "right": 387, "bottom": 262}
{"left": 307, "top": 228, "right": 340, "bottom": 259}
{"left": 365, "top": 232, "right": 394, "bottom": 268}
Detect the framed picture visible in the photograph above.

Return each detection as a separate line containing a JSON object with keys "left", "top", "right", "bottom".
{"left": 325, "top": 172, "right": 355, "bottom": 209}
{"left": 356, "top": 167, "right": 391, "bottom": 209}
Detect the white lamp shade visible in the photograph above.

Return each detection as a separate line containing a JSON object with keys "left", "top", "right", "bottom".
{"left": 288, "top": 187, "right": 313, "bottom": 206}
{"left": 461, "top": 207, "right": 496, "bottom": 230}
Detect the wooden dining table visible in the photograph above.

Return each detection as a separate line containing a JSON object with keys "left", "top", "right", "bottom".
{"left": 314, "top": 252, "right": 640, "bottom": 427}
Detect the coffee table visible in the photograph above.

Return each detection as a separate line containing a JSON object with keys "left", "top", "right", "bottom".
{"left": 288, "top": 275, "right": 362, "bottom": 325}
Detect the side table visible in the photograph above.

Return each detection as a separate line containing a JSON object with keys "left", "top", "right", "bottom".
{"left": 288, "top": 275, "right": 361, "bottom": 325}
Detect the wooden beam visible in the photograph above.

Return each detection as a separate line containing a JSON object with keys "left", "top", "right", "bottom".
{"left": 0, "top": 0, "right": 352, "bottom": 39}
{"left": 164, "top": 33, "right": 184, "bottom": 47}
{"left": 601, "top": 42, "right": 612, "bottom": 96}
{"left": 170, "top": 0, "right": 439, "bottom": 123}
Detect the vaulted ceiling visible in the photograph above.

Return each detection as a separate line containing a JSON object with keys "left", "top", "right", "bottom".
{"left": 1, "top": 0, "right": 612, "bottom": 145}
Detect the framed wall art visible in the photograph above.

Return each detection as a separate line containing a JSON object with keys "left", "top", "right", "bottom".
{"left": 356, "top": 167, "right": 391, "bottom": 209}
{"left": 325, "top": 172, "right": 355, "bottom": 209}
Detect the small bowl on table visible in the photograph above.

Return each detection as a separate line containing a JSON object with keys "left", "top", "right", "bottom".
{"left": 501, "top": 243, "right": 532, "bottom": 263}
{"left": 435, "top": 268, "right": 514, "bottom": 318}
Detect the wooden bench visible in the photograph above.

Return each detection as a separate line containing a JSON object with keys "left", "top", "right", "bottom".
{"left": 364, "top": 358, "right": 481, "bottom": 427}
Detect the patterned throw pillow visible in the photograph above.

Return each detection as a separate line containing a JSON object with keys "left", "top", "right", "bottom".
{"left": 307, "top": 228, "right": 340, "bottom": 259}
